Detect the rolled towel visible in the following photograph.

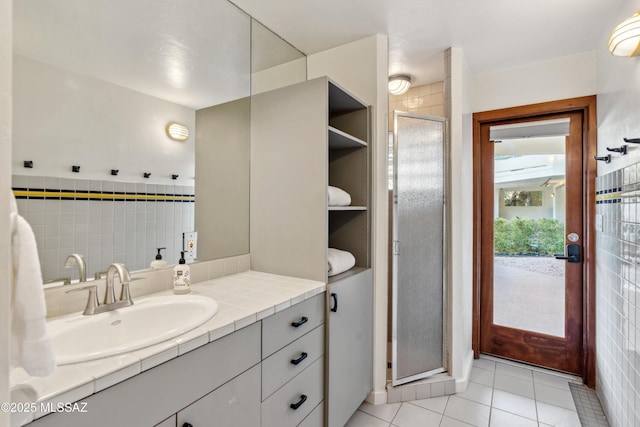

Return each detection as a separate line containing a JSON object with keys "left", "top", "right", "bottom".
{"left": 328, "top": 186, "right": 351, "bottom": 206}
{"left": 327, "top": 248, "right": 356, "bottom": 277}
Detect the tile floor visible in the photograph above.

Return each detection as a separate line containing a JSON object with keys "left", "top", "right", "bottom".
{"left": 346, "top": 356, "right": 589, "bottom": 427}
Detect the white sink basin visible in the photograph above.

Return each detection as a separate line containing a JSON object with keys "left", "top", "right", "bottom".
{"left": 48, "top": 295, "right": 218, "bottom": 365}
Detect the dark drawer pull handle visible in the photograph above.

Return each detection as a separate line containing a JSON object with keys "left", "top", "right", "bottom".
{"left": 183, "top": 423, "right": 193, "bottom": 427}
{"left": 290, "top": 352, "right": 308, "bottom": 365}
{"left": 291, "top": 316, "right": 308, "bottom": 328}
{"left": 290, "top": 394, "right": 307, "bottom": 410}
{"left": 330, "top": 293, "right": 338, "bottom": 312}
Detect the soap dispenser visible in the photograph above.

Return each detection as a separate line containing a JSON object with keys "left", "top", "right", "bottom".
{"left": 150, "top": 247, "right": 166, "bottom": 270}
{"left": 173, "top": 251, "right": 191, "bottom": 294}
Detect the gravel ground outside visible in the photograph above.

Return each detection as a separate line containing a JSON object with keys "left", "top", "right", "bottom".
{"left": 494, "top": 255, "right": 565, "bottom": 277}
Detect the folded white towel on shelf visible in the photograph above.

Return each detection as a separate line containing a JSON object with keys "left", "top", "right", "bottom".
{"left": 10, "top": 191, "right": 56, "bottom": 377}
{"left": 327, "top": 248, "right": 356, "bottom": 277}
{"left": 328, "top": 186, "right": 351, "bottom": 207}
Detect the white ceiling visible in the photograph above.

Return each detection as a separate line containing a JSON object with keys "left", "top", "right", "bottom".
{"left": 233, "top": 0, "right": 626, "bottom": 86}
{"left": 13, "top": 0, "right": 253, "bottom": 109}
{"left": 14, "top": 0, "right": 627, "bottom": 108}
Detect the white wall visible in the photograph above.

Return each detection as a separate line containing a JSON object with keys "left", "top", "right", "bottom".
{"left": 307, "top": 34, "right": 390, "bottom": 404}
{"left": 594, "top": 1, "right": 640, "bottom": 425}
{"left": 252, "top": 57, "right": 307, "bottom": 95}
{"left": 0, "top": 0, "right": 11, "bottom": 423}
{"left": 472, "top": 52, "right": 597, "bottom": 113}
{"left": 448, "top": 47, "right": 475, "bottom": 392}
{"left": 12, "top": 56, "right": 195, "bottom": 185}
{"left": 596, "top": 3, "right": 640, "bottom": 175}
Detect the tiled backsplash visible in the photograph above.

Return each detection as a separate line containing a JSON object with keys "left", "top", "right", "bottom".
{"left": 595, "top": 165, "right": 640, "bottom": 426}
{"left": 12, "top": 175, "right": 194, "bottom": 281}
{"left": 44, "top": 254, "right": 250, "bottom": 318}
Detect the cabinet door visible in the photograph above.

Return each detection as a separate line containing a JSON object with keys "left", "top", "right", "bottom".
{"left": 177, "top": 364, "right": 260, "bottom": 427}
{"left": 326, "top": 269, "right": 373, "bottom": 427}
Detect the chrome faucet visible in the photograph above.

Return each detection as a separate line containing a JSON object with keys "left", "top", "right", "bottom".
{"left": 64, "top": 254, "right": 87, "bottom": 282}
{"left": 67, "top": 263, "right": 135, "bottom": 315}
{"left": 104, "top": 263, "right": 132, "bottom": 305}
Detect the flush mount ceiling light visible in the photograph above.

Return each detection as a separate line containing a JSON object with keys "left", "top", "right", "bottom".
{"left": 608, "top": 12, "right": 640, "bottom": 57}
{"left": 388, "top": 75, "right": 412, "bottom": 95}
{"left": 166, "top": 122, "right": 190, "bottom": 141}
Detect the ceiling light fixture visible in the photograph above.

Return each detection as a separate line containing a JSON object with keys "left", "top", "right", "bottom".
{"left": 166, "top": 122, "right": 190, "bottom": 141}
{"left": 608, "top": 11, "right": 640, "bottom": 57}
{"left": 388, "top": 75, "right": 412, "bottom": 95}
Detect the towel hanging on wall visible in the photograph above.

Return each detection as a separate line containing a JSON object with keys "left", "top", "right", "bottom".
{"left": 10, "top": 190, "right": 56, "bottom": 376}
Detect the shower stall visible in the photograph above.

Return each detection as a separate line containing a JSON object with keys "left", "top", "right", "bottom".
{"left": 390, "top": 111, "right": 447, "bottom": 386}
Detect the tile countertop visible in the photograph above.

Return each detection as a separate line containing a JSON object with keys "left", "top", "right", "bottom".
{"left": 9, "top": 270, "right": 326, "bottom": 426}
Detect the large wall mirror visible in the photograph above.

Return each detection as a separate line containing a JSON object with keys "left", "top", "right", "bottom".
{"left": 11, "top": 0, "right": 306, "bottom": 282}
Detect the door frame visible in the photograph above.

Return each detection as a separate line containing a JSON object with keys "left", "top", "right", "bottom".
{"left": 472, "top": 96, "right": 597, "bottom": 387}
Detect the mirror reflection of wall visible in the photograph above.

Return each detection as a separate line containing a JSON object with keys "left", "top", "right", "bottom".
{"left": 194, "top": 19, "right": 307, "bottom": 262}
{"left": 11, "top": 0, "right": 306, "bottom": 282}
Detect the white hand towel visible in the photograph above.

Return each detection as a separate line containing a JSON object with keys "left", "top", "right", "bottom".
{"left": 328, "top": 186, "right": 351, "bottom": 207}
{"left": 10, "top": 192, "right": 56, "bottom": 377}
{"left": 327, "top": 248, "right": 356, "bottom": 277}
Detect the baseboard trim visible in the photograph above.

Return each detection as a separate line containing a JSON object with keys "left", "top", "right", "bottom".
{"left": 366, "top": 389, "right": 388, "bottom": 405}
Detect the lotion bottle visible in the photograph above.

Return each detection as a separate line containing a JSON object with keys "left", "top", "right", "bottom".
{"left": 173, "top": 251, "right": 191, "bottom": 294}
{"left": 150, "top": 247, "right": 166, "bottom": 270}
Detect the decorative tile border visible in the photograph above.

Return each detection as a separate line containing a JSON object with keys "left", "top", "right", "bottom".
{"left": 13, "top": 188, "right": 194, "bottom": 202}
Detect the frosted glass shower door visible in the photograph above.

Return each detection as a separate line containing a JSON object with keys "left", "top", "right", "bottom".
{"left": 391, "top": 112, "right": 446, "bottom": 386}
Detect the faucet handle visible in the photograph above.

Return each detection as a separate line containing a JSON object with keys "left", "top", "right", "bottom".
{"left": 66, "top": 284, "right": 100, "bottom": 316}
{"left": 119, "top": 282, "right": 133, "bottom": 305}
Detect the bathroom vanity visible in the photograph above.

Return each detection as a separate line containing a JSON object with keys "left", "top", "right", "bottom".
{"left": 13, "top": 272, "right": 328, "bottom": 427}
{"left": 13, "top": 263, "right": 373, "bottom": 427}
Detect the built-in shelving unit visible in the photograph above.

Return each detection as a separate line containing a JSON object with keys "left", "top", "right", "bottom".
{"left": 250, "top": 77, "right": 372, "bottom": 427}
{"left": 328, "top": 126, "right": 367, "bottom": 150}
{"left": 328, "top": 206, "right": 367, "bottom": 211}
{"left": 327, "top": 81, "right": 370, "bottom": 284}
{"left": 250, "top": 77, "right": 371, "bottom": 283}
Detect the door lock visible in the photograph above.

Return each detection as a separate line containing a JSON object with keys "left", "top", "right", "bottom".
{"left": 554, "top": 244, "right": 580, "bottom": 263}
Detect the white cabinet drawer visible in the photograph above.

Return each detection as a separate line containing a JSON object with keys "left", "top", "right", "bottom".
{"left": 298, "top": 401, "right": 323, "bottom": 427}
{"left": 177, "top": 364, "right": 261, "bottom": 427}
{"left": 262, "top": 294, "right": 324, "bottom": 358}
{"left": 262, "top": 324, "right": 324, "bottom": 400}
{"left": 154, "top": 415, "right": 175, "bottom": 427}
{"left": 261, "top": 357, "right": 324, "bottom": 427}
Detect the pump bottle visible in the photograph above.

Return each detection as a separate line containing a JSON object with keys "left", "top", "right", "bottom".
{"left": 173, "top": 251, "right": 191, "bottom": 294}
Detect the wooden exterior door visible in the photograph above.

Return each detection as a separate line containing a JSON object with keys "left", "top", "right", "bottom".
{"left": 478, "top": 111, "right": 584, "bottom": 374}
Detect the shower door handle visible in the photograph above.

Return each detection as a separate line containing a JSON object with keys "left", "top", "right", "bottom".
{"left": 554, "top": 244, "right": 580, "bottom": 263}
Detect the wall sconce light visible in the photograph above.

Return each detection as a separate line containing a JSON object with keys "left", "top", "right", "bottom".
{"left": 388, "top": 75, "right": 412, "bottom": 95}
{"left": 608, "top": 12, "right": 640, "bottom": 57}
{"left": 166, "top": 122, "right": 190, "bottom": 141}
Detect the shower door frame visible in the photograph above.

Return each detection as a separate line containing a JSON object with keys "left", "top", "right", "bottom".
{"left": 391, "top": 111, "right": 448, "bottom": 386}
{"left": 472, "top": 96, "right": 597, "bottom": 386}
